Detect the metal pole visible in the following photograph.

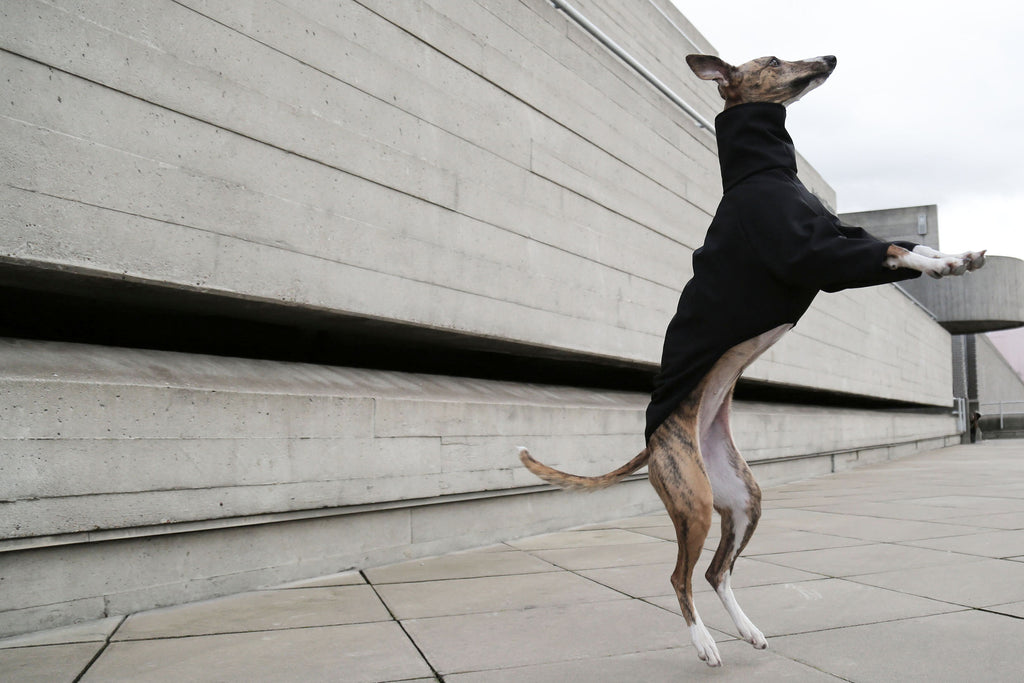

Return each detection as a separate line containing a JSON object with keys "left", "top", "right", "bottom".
{"left": 548, "top": 0, "right": 716, "bottom": 133}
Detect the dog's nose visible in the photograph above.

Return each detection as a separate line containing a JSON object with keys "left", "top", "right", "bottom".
{"left": 824, "top": 55, "right": 837, "bottom": 70}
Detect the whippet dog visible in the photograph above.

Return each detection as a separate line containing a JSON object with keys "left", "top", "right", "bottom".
{"left": 519, "top": 54, "right": 985, "bottom": 667}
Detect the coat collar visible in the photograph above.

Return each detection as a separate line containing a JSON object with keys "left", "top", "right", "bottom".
{"left": 715, "top": 102, "right": 798, "bottom": 191}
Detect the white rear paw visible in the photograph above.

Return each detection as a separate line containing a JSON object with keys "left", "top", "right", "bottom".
{"left": 690, "top": 623, "right": 722, "bottom": 667}
{"left": 732, "top": 610, "right": 768, "bottom": 649}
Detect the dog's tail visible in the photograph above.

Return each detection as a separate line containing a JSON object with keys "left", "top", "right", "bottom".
{"left": 517, "top": 446, "right": 650, "bottom": 491}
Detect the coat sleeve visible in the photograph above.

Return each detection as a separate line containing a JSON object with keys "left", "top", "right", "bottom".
{"left": 737, "top": 187, "right": 922, "bottom": 292}
{"left": 835, "top": 221, "right": 919, "bottom": 252}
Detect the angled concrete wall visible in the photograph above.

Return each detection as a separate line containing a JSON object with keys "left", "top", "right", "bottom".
{"left": 987, "top": 328, "right": 1024, "bottom": 381}
{"left": 0, "top": 0, "right": 961, "bottom": 636}
{"left": 976, "top": 334, "right": 1024, "bottom": 406}
{"left": 1, "top": 0, "right": 951, "bottom": 403}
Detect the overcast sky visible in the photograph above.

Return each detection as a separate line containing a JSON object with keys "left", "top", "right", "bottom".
{"left": 670, "top": 0, "right": 1024, "bottom": 260}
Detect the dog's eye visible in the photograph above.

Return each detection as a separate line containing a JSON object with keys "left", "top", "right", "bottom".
{"left": 768, "top": 57, "right": 781, "bottom": 67}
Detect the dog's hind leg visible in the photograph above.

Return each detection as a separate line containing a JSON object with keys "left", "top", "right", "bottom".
{"left": 702, "top": 388, "right": 768, "bottom": 650}
{"left": 692, "top": 325, "right": 790, "bottom": 651}
{"left": 647, "top": 407, "right": 720, "bottom": 667}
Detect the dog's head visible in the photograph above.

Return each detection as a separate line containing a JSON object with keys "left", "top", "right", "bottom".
{"left": 686, "top": 54, "right": 837, "bottom": 109}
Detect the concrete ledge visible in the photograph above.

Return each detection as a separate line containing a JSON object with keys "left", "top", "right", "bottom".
{"left": 898, "top": 255, "right": 1024, "bottom": 333}
{"left": 1, "top": 339, "right": 958, "bottom": 541}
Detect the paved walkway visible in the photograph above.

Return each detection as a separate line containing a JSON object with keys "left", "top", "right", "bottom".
{"left": 4, "top": 440, "right": 1024, "bottom": 681}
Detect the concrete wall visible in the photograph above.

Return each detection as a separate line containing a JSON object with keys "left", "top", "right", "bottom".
{"left": 973, "top": 334, "right": 1024, "bottom": 437}
{"left": 986, "top": 328, "right": 1024, "bottom": 382}
{"left": 0, "top": 0, "right": 951, "bottom": 403}
{"left": 0, "top": 0, "right": 961, "bottom": 635}
{"left": 976, "top": 334, "right": 1024, "bottom": 406}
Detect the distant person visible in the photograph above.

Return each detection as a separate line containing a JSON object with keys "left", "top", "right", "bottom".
{"left": 970, "top": 412, "right": 982, "bottom": 443}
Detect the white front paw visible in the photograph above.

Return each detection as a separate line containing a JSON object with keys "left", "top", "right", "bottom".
{"left": 690, "top": 623, "right": 722, "bottom": 667}
{"left": 928, "top": 256, "right": 964, "bottom": 278}
{"left": 961, "top": 250, "right": 987, "bottom": 271}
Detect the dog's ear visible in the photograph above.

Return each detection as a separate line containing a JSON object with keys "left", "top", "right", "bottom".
{"left": 686, "top": 54, "right": 733, "bottom": 85}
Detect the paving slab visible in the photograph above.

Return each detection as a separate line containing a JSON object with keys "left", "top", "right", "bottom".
{"left": 694, "top": 578, "right": 961, "bottom": 638}
{"left": 81, "top": 621, "right": 432, "bottom": 683}
{"left": 506, "top": 528, "right": 664, "bottom": 550}
{"left": 576, "top": 561, "right": 679, "bottom": 599}
{"left": 576, "top": 513, "right": 672, "bottom": 530}
{"left": 797, "top": 500, "right": 982, "bottom": 521}
{"left": 366, "top": 547, "right": 558, "bottom": 584}
{"left": 444, "top": 639, "right": 836, "bottom": 682}
{"left": 755, "top": 541, "right": 979, "bottom": 577}
{"left": 114, "top": 585, "right": 389, "bottom": 640}
{"left": 579, "top": 555, "right": 824, "bottom": 599}
{"left": 401, "top": 599, "right": 698, "bottom": 675}
{"left": 985, "top": 600, "right": 1024, "bottom": 618}
{"left": 903, "top": 528, "right": 1024, "bottom": 558}
{"left": 269, "top": 570, "right": 365, "bottom": 589}
{"left": 0, "top": 642, "right": 103, "bottom": 683}
{"left": 0, "top": 616, "right": 122, "bottom": 649}
{"left": 770, "top": 609, "right": 1024, "bottom": 682}
{"left": 375, "top": 570, "right": 627, "bottom": 619}
{"left": 626, "top": 523, "right": 726, "bottom": 545}
{"left": 900, "top": 495, "right": 1024, "bottom": 514}
{"left": 955, "top": 510, "right": 1024, "bottom": 529}
{"left": 758, "top": 508, "right": 982, "bottom": 542}
{"left": 849, "top": 557, "right": 1024, "bottom": 607}
{"left": 527, "top": 539, "right": 678, "bottom": 570}
{"left": 741, "top": 529, "right": 872, "bottom": 555}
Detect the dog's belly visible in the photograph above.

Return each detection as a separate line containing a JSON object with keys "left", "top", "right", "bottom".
{"left": 696, "top": 323, "right": 792, "bottom": 435}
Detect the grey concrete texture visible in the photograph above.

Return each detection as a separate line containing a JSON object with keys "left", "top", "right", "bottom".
{"left": 5, "top": 440, "right": 1024, "bottom": 682}
{"left": 1, "top": 0, "right": 955, "bottom": 403}
{"left": 976, "top": 333, "right": 1024, "bottom": 405}
{"left": 0, "top": 339, "right": 958, "bottom": 542}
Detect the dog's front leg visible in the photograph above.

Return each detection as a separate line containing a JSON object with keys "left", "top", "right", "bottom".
{"left": 886, "top": 245, "right": 968, "bottom": 278}
{"left": 913, "top": 245, "right": 987, "bottom": 272}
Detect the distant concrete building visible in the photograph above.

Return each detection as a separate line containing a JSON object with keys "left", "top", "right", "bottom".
{"left": 987, "top": 328, "right": 1024, "bottom": 382}
{"left": 841, "top": 206, "right": 1024, "bottom": 437}
{"left": 841, "top": 205, "right": 940, "bottom": 251}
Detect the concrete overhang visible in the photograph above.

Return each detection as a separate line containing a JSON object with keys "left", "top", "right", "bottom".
{"left": 898, "top": 255, "right": 1024, "bottom": 334}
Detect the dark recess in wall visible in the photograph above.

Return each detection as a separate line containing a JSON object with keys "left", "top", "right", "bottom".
{"left": 0, "top": 262, "right": 944, "bottom": 412}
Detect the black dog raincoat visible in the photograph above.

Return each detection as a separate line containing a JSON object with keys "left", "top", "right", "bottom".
{"left": 645, "top": 102, "right": 921, "bottom": 442}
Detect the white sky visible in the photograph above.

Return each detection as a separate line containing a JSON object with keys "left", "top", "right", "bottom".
{"left": 670, "top": 0, "right": 1024, "bottom": 259}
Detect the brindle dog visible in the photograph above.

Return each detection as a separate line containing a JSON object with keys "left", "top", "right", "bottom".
{"left": 520, "top": 54, "right": 984, "bottom": 667}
